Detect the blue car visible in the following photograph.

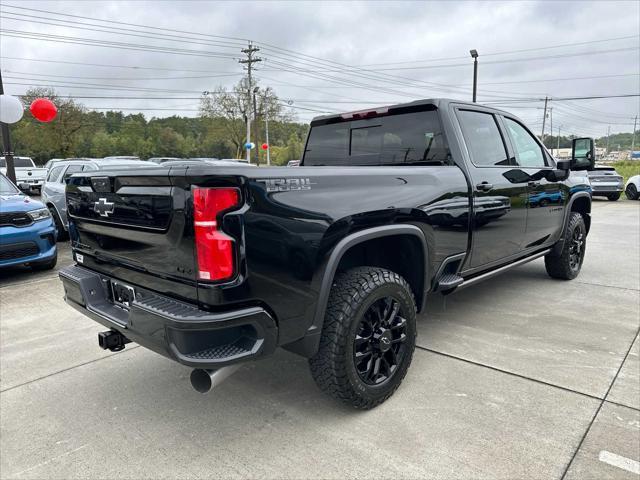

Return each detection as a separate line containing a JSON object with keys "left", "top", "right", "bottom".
{"left": 0, "top": 173, "right": 57, "bottom": 270}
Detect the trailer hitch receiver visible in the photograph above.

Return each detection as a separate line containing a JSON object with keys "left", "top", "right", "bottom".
{"left": 98, "top": 330, "right": 131, "bottom": 352}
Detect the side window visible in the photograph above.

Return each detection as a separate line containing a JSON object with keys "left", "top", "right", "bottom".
{"left": 62, "top": 165, "right": 83, "bottom": 182}
{"left": 47, "top": 165, "right": 64, "bottom": 182}
{"left": 457, "top": 110, "right": 510, "bottom": 167}
{"left": 503, "top": 117, "right": 547, "bottom": 167}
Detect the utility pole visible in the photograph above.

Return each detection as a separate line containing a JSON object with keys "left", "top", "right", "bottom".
{"left": 540, "top": 96, "right": 549, "bottom": 145}
{"left": 0, "top": 70, "right": 17, "bottom": 183}
{"left": 238, "top": 42, "right": 261, "bottom": 163}
{"left": 632, "top": 115, "right": 637, "bottom": 153}
{"left": 606, "top": 125, "right": 611, "bottom": 154}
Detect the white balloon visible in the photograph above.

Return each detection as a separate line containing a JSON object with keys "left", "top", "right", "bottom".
{"left": 0, "top": 95, "right": 25, "bottom": 124}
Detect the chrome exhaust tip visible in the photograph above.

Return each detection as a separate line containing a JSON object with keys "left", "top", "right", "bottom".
{"left": 190, "top": 365, "right": 241, "bottom": 394}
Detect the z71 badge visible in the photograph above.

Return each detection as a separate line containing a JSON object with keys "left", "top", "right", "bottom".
{"left": 257, "top": 178, "right": 314, "bottom": 192}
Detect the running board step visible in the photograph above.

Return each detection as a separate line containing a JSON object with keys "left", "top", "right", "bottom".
{"left": 437, "top": 273, "right": 464, "bottom": 291}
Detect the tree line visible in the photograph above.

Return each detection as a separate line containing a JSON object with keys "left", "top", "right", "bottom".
{"left": 11, "top": 85, "right": 309, "bottom": 166}
{"left": 9, "top": 85, "right": 637, "bottom": 165}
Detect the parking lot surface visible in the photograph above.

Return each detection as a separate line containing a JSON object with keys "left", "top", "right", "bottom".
{"left": 1, "top": 200, "right": 638, "bottom": 479}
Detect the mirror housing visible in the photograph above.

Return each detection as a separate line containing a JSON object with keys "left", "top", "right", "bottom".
{"left": 547, "top": 159, "right": 570, "bottom": 182}
{"left": 18, "top": 182, "right": 30, "bottom": 191}
{"left": 571, "top": 138, "right": 595, "bottom": 171}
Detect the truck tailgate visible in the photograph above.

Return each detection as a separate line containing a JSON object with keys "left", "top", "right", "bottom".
{"left": 66, "top": 167, "right": 199, "bottom": 303}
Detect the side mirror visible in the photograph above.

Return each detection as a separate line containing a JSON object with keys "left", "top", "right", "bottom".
{"left": 571, "top": 138, "right": 595, "bottom": 171}
{"left": 18, "top": 182, "right": 30, "bottom": 191}
{"left": 546, "top": 159, "right": 570, "bottom": 182}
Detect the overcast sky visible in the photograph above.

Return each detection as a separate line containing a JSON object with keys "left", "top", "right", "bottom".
{"left": 1, "top": 0, "right": 639, "bottom": 138}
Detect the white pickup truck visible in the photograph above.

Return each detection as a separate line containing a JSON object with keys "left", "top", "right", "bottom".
{"left": 0, "top": 156, "right": 48, "bottom": 194}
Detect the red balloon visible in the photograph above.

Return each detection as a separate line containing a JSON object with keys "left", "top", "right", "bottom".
{"left": 261, "top": 143, "right": 269, "bottom": 150}
{"left": 30, "top": 98, "right": 57, "bottom": 122}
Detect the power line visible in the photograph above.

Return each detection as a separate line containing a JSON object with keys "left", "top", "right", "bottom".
{"left": 1, "top": 3, "right": 248, "bottom": 43}
{"left": 0, "top": 11, "right": 247, "bottom": 50}
{"left": 450, "top": 73, "right": 640, "bottom": 87}
{"left": 3, "top": 69, "right": 243, "bottom": 81}
{"left": 0, "top": 29, "right": 239, "bottom": 60}
{"left": 1, "top": 56, "right": 238, "bottom": 74}
{"left": 354, "top": 35, "right": 639, "bottom": 66}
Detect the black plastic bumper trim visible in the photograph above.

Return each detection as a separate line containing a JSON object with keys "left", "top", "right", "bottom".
{"left": 59, "top": 264, "right": 278, "bottom": 368}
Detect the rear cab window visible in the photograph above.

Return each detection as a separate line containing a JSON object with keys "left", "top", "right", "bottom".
{"left": 0, "top": 157, "right": 36, "bottom": 168}
{"left": 303, "top": 108, "right": 451, "bottom": 166}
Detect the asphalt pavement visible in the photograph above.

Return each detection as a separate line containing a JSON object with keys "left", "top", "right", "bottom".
{"left": 1, "top": 199, "right": 638, "bottom": 479}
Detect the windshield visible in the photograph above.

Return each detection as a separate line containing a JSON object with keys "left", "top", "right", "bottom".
{"left": 0, "top": 175, "right": 20, "bottom": 195}
{"left": 0, "top": 157, "right": 35, "bottom": 168}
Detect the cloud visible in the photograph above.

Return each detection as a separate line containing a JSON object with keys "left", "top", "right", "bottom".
{"left": 1, "top": 0, "right": 638, "bottom": 135}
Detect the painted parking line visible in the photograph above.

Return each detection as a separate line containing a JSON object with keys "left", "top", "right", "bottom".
{"left": 598, "top": 450, "right": 640, "bottom": 475}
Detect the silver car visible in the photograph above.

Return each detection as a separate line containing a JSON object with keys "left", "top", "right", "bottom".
{"left": 587, "top": 166, "right": 624, "bottom": 201}
{"left": 41, "top": 158, "right": 151, "bottom": 240}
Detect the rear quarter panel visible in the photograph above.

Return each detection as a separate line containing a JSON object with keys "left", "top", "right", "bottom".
{"left": 192, "top": 165, "right": 470, "bottom": 345}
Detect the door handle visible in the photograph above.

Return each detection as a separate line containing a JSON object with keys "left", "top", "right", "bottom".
{"left": 475, "top": 182, "right": 493, "bottom": 192}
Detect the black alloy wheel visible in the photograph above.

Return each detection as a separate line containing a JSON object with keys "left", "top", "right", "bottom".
{"left": 568, "top": 227, "right": 585, "bottom": 272}
{"left": 353, "top": 296, "right": 408, "bottom": 386}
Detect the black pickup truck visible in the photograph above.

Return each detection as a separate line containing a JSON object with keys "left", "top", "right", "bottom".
{"left": 59, "top": 99, "right": 594, "bottom": 409}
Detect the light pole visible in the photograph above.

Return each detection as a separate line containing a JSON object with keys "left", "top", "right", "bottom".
{"left": 470, "top": 49, "right": 478, "bottom": 103}
{"left": 252, "top": 86, "right": 260, "bottom": 165}
{"left": 263, "top": 92, "right": 271, "bottom": 166}
{"left": 557, "top": 125, "right": 562, "bottom": 157}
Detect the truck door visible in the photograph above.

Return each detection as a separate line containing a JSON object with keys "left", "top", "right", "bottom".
{"left": 456, "top": 108, "right": 528, "bottom": 269}
{"left": 500, "top": 116, "right": 566, "bottom": 247}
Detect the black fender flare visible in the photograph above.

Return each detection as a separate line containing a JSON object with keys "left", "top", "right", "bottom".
{"left": 288, "top": 225, "right": 429, "bottom": 357}
{"left": 551, "top": 192, "right": 591, "bottom": 256}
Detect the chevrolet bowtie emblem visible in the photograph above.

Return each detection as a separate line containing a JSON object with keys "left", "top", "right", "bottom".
{"left": 94, "top": 198, "right": 115, "bottom": 217}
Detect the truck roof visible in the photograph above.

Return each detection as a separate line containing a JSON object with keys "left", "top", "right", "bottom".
{"left": 310, "top": 98, "right": 510, "bottom": 126}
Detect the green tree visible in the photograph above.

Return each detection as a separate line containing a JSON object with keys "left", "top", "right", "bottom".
{"left": 199, "top": 79, "right": 290, "bottom": 162}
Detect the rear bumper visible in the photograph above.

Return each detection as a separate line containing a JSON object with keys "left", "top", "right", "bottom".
{"left": 590, "top": 183, "right": 623, "bottom": 194}
{"left": 59, "top": 264, "right": 278, "bottom": 369}
{"left": 18, "top": 179, "right": 43, "bottom": 192}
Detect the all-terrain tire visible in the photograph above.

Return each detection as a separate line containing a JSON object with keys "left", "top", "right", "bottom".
{"left": 544, "top": 212, "right": 586, "bottom": 280}
{"left": 309, "top": 267, "right": 417, "bottom": 409}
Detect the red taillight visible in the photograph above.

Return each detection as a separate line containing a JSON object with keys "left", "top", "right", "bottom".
{"left": 193, "top": 187, "right": 240, "bottom": 282}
